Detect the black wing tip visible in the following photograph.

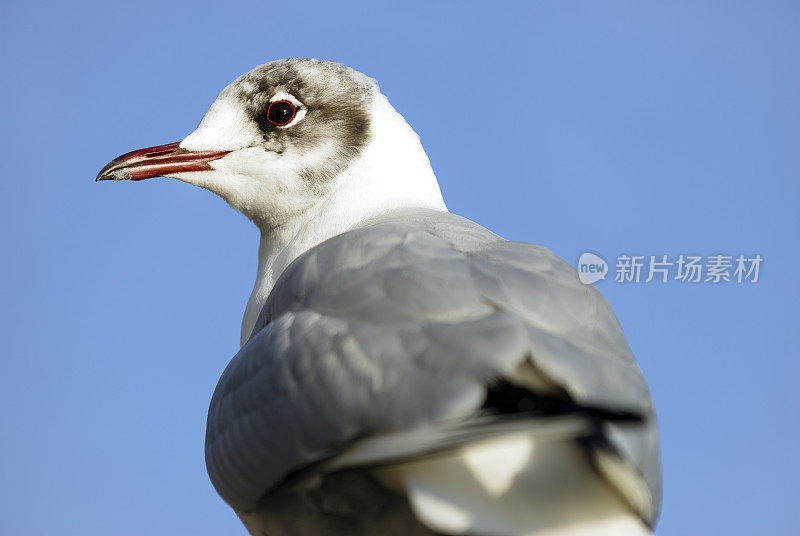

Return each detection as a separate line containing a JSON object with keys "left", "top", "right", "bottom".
{"left": 482, "top": 380, "right": 645, "bottom": 423}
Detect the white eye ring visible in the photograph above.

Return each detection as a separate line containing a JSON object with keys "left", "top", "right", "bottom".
{"left": 269, "top": 92, "right": 306, "bottom": 128}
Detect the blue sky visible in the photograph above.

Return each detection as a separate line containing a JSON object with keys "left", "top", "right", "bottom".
{"left": 1, "top": 1, "right": 798, "bottom": 534}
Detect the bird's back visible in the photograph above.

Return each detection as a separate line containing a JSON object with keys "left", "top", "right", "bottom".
{"left": 205, "top": 208, "right": 661, "bottom": 535}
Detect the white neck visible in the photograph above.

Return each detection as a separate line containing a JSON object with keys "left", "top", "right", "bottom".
{"left": 240, "top": 94, "right": 448, "bottom": 345}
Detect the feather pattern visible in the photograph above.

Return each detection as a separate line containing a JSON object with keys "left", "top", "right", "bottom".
{"left": 205, "top": 208, "right": 660, "bottom": 535}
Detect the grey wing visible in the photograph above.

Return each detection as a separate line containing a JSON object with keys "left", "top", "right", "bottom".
{"left": 204, "top": 209, "right": 661, "bottom": 525}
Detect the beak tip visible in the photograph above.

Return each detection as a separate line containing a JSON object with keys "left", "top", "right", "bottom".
{"left": 95, "top": 164, "right": 132, "bottom": 182}
{"left": 96, "top": 161, "right": 118, "bottom": 182}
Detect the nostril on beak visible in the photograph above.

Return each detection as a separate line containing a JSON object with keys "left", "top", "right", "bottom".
{"left": 144, "top": 149, "right": 178, "bottom": 158}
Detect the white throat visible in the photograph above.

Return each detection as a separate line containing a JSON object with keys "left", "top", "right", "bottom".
{"left": 239, "top": 94, "right": 448, "bottom": 345}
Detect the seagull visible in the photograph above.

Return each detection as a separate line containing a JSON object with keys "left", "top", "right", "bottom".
{"left": 98, "top": 59, "right": 661, "bottom": 536}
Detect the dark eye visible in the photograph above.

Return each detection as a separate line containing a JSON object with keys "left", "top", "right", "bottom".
{"left": 267, "top": 100, "right": 297, "bottom": 126}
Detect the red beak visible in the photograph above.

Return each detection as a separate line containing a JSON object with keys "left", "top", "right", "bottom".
{"left": 96, "top": 142, "right": 230, "bottom": 182}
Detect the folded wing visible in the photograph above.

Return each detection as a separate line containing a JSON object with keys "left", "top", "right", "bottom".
{"left": 204, "top": 209, "right": 661, "bottom": 533}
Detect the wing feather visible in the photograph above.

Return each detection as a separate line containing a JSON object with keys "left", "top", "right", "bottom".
{"left": 205, "top": 209, "right": 660, "bottom": 524}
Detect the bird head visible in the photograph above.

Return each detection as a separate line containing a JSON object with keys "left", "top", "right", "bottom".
{"left": 97, "top": 59, "right": 444, "bottom": 231}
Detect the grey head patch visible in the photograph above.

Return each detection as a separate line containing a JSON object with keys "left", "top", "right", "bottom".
{"left": 227, "top": 59, "right": 375, "bottom": 189}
